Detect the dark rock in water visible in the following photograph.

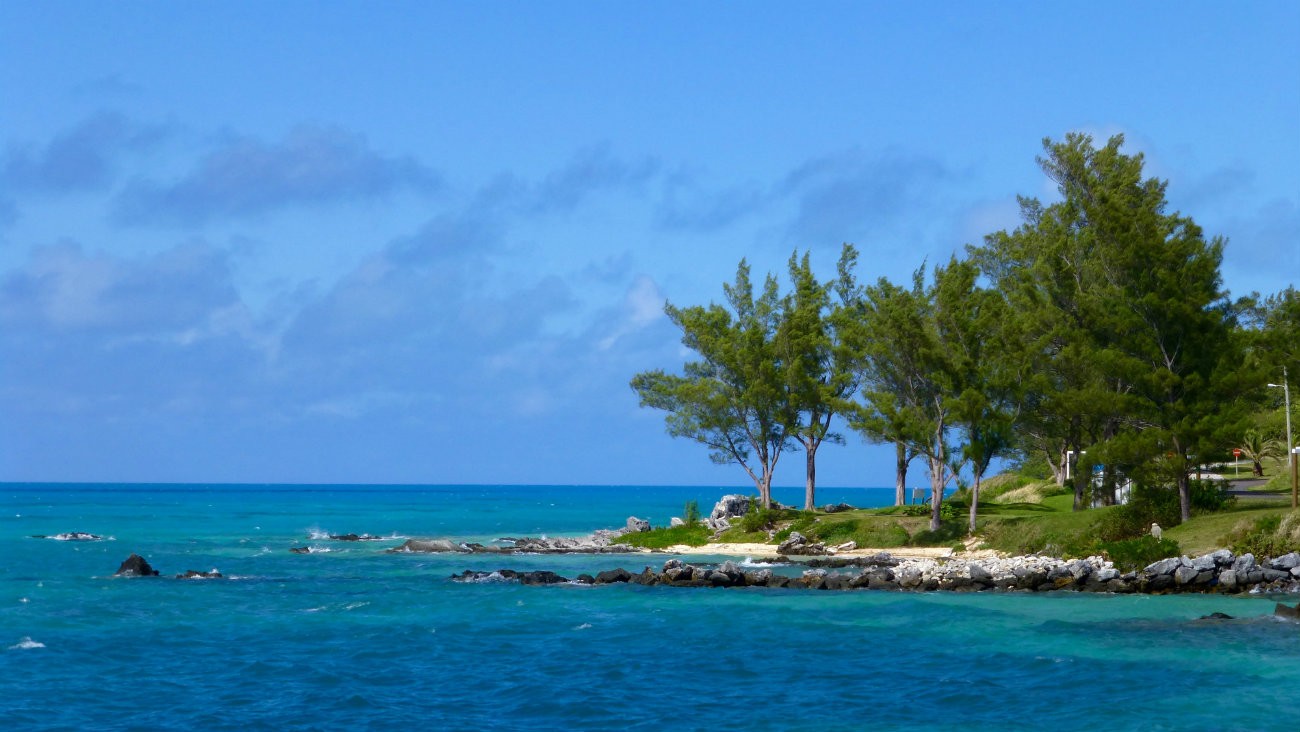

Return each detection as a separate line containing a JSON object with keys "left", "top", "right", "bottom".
{"left": 289, "top": 546, "right": 310, "bottom": 554}
{"left": 820, "top": 503, "right": 855, "bottom": 513}
{"left": 1199, "top": 612, "right": 1234, "bottom": 620}
{"left": 576, "top": 574, "right": 596, "bottom": 584}
{"left": 115, "top": 554, "right": 159, "bottom": 577}
{"left": 450, "top": 569, "right": 569, "bottom": 584}
{"left": 34, "top": 532, "right": 104, "bottom": 541}
{"left": 177, "top": 569, "right": 223, "bottom": 579}
{"left": 329, "top": 533, "right": 382, "bottom": 541}
{"left": 594, "top": 568, "right": 633, "bottom": 584}
{"left": 1275, "top": 603, "right": 1300, "bottom": 621}
{"left": 517, "top": 570, "right": 568, "bottom": 585}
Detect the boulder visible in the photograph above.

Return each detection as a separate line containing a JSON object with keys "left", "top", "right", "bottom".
{"left": 1200, "top": 612, "right": 1234, "bottom": 620}
{"left": 1269, "top": 552, "right": 1300, "bottom": 571}
{"left": 1191, "top": 554, "right": 1217, "bottom": 572}
{"left": 969, "top": 564, "right": 993, "bottom": 583}
{"left": 662, "top": 558, "right": 684, "bottom": 572}
{"left": 1218, "top": 569, "right": 1239, "bottom": 590}
{"left": 1274, "top": 603, "right": 1300, "bottom": 621}
{"left": 1145, "top": 557, "right": 1182, "bottom": 576}
{"left": 1173, "top": 566, "right": 1199, "bottom": 585}
{"left": 594, "top": 568, "right": 633, "bottom": 584}
{"left": 669, "top": 517, "right": 685, "bottom": 528}
{"left": 518, "top": 570, "right": 568, "bottom": 585}
{"left": 114, "top": 554, "right": 159, "bottom": 577}
{"left": 821, "top": 503, "right": 855, "bottom": 514}
{"left": 625, "top": 517, "right": 651, "bottom": 533}
{"left": 1209, "top": 549, "right": 1235, "bottom": 567}
{"left": 778, "top": 532, "right": 808, "bottom": 553}
{"left": 706, "top": 494, "right": 751, "bottom": 530}
{"left": 1232, "top": 553, "right": 1257, "bottom": 573}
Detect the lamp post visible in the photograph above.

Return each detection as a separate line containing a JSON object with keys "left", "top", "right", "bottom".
{"left": 1269, "top": 367, "right": 1296, "bottom": 509}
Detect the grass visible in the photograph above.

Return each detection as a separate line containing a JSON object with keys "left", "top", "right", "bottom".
{"left": 613, "top": 523, "right": 710, "bottom": 549}
{"left": 1164, "top": 501, "right": 1295, "bottom": 555}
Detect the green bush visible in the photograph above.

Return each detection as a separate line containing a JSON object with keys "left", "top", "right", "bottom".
{"left": 1189, "top": 478, "right": 1235, "bottom": 513}
{"left": 736, "top": 499, "right": 799, "bottom": 533}
{"left": 1094, "top": 486, "right": 1181, "bottom": 541}
{"left": 1223, "top": 511, "right": 1300, "bottom": 558}
{"left": 683, "top": 500, "right": 700, "bottom": 527}
{"left": 1098, "top": 535, "right": 1182, "bottom": 572}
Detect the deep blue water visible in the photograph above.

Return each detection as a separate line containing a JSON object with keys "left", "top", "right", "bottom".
{"left": 4, "top": 483, "right": 1299, "bottom": 731}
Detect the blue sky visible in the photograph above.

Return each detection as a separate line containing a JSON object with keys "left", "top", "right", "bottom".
{"left": 2, "top": 3, "right": 1297, "bottom": 487}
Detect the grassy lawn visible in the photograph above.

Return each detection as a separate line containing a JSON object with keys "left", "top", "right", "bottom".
{"left": 1164, "top": 501, "right": 1295, "bottom": 555}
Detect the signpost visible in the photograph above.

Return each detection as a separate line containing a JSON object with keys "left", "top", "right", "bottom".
{"left": 1233, "top": 448, "right": 1241, "bottom": 478}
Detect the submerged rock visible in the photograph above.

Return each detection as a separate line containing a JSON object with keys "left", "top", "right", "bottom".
{"left": 388, "top": 538, "right": 467, "bottom": 553}
{"left": 1274, "top": 603, "right": 1300, "bottom": 621}
{"left": 33, "top": 532, "right": 104, "bottom": 541}
{"left": 114, "top": 554, "right": 159, "bottom": 577}
{"left": 177, "top": 569, "right": 223, "bottom": 579}
{"left": 328, "top": 533, "right": 384, "bottom": 542}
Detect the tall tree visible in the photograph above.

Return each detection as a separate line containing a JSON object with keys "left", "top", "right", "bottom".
{"left": 631, "top": 260, "right": 792, "bottom": 508}
{"left": 779, "top": 247, "right": 858, "bottom": 510}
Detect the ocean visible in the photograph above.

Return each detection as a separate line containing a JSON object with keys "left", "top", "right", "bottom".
{"left": 3, "top": 483, "right": 1298, "bottom": 731}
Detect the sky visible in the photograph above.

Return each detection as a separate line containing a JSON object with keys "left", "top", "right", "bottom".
{"left": 1, "top": 3, "right": 1298, "bottom": 488}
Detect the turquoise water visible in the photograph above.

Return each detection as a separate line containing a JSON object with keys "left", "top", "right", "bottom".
{"left": 3, "top": 484, "right": 1298, "bottom": 731}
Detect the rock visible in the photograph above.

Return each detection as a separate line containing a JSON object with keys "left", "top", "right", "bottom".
{"left": 33, "top": 532, "right": 104, "bottom": 541}
{"left": 1292, "top": 567, "right": 1300, "bottom": 579}
{"left": 177, "top": 569, "right": 223, "bottom": 579}
{"left": 669, "top": 517, "right": 685, "bottom": 528}
{"left": 1145, "top": 557, "right": 1182, "bottom": 576}
{"left": 1209, "top": 549, "right": 1235, "bottom": 567}
{"left": 289, "top": 546, "right": 310, "bottom": 554}
{"left": 778, "top": 532, "right": 808, "bottom": 553}
{"left": 821, "top": 503, "right": 855, "bottom": 513}
{"left": 1218, "top": 569, "right": 1238, "bottom": 590}
{"left": 329, "top": 533, "right": 382, "bottom": 541}
{"left": 969, "top": 564, "right": 993, "bottom": 583}
{"left": 1262, "top": 568, "right": 1291, "bottom": 582}
{"left": 1274, "top": 603, "right": 1300, "bottom": 621}
{"left": 625, "top": 516, "right": 651, "bottom": 533}
{"left": 576, "top": 574, "right": 596, "bottom": 584}
{"left": 594, "top": 568, "right": 633, "bottom": 584}
{"left": 1173, "top": 566, "right": 1199, "bottom": 585}
{"left": 1191, "top": 554, "right": 1217, "bottom": 572}
{"left": 114, "top": 554, "right": 160, "bottom": 577}
{"left": 1200, "top": 612, "right": 1233, "bottom": 620}
{"left": 833, "top": 541, "right": 858, "bottom": 552}
{"left": 1269, "top": 552, "right": 1300, "bottom": 571}
{"left": 518, "top": 570, "right": 569, "bottom": 585}
{"left": 1095, "top": 567, "right": 1120, "bottom": 583}
{"left": 662, "top": 558, "right": 684, "bottom": 572}
{"left": 744, "top": 569, "right": 773, "bottom": 587}
{"left": 1232, "top": 553, "right": 1257, "bottom": 573}
{"left": 387, "top": 538, "right": 465, "bottom": 553}
{"left": 706, "top": 494, "right": 751, "bottom": 530}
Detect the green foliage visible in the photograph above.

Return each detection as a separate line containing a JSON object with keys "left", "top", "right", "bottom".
{"left": 736, "top": 499, "right": 800, "bottom": 533}
{"left": 909, "top": 521, "right": 965, "bottom": 547}
{"left": 1222, "top": 511, "right": 1300, "bottom": 558}
{"left": 1092, "top": 487, "right": 1181, "bottom": 541}
{"left": 614, "top": 524, "right": 711, "bottom": 549}
{"left": 1189, "top": 478, "right": 1235, "bottom": 513}
{"left": 807, "top": 517, "right": 911, "bottom": 548}
{"left": 1097, "top": 535, "right": 1182, "bottom": 572}
{"left": 683, "top": 500, "right": 700, "bottom": 527}
{"left": 896, "top": 502, "right": 959, "bottom": 521}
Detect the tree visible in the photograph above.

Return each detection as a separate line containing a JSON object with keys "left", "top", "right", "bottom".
{"left": 779, "top": 247, "right": 857, "bottom": 510}
{"left": 847, "top": 263, "right": 965, "bottom": 532}
{"left": 976, "top": 133, "right": 1243, "bottom": 521}
{"left": 631, "top": 260, "right": 792, "bottom": 508}
{"left": 1239, "top": 428, "right": 1285, "bottom": 477}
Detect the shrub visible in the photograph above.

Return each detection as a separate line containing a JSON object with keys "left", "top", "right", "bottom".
{"left": 1223, "top": 511, "right": 1300, "bottom": 558}
{"left": 1189, "top": 478, "right": 1235, "bottom": 513}
{"left": 1098, "top": 535, "right": 1182, "bottom": 572}
{"left": 992, "top": 483, "right": 1049, "bottom": 505}
{"left": 683, "top": 500, "right": 700, "bottom": 527}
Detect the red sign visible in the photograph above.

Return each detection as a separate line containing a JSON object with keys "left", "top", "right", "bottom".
{"left": 1233, "top": 449, "right": 1242, "bottom": 457}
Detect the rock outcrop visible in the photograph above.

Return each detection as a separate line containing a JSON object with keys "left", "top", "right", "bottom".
{"left": 705, "top": 494, "right": 751, "bottom": 532}
{"left": 114, "top": 554, "right": 160, "bottom": 577}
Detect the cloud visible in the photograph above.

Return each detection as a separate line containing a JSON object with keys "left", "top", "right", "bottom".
{"left": 781, "top": 148, "right": 951, "bottom": 246}
{"left": 112, "top": 125, "right": 440, "bottom": 225}
{"left": 0, "top": 240, "right": 244, "bottom": 334}
{"left": 597, "top": 275, "right": 665, "bottom": 351}
{"left": 1, "top": 112, "right": 162, "bottom": 193}
{"left": 655, "top": 169, "right": 768, "bottom": 232}
{"left": 531, "top": 145, "right": 659, "bottom": 213}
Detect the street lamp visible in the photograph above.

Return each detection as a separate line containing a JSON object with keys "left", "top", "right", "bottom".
{"left": 1268, "top": 366, "right": 1296, "bottom": 509}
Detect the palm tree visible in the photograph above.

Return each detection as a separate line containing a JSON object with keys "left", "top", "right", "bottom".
{"left": 1239, "top": 429, "right": 1285, "bottom": 477}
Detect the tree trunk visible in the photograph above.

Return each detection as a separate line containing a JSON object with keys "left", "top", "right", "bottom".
{"left": 928, "top": 455, "right": 945, "bottom": 533}
{"left": 1177, "top": 470, "right": 1191, "bottom": 523}
{"left": 894, "top": 441, "right": 908, "bottom": 506}
{"left": 968, "top": 472, "right": 982, "bottom": 535}
{"left": 1253, "top": 459, "right": 1264, "bottom": 478}
{"left": 804, "top": 442, "right": 817, "bottom": 511}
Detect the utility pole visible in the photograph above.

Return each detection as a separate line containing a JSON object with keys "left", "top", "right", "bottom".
{"left": 1271, "top": 367, "right": 1295, "bottom": 509}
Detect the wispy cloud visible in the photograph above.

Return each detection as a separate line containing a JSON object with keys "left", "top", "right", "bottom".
{"left": 112, "top": 125, "right": 440, "bottom": 225}
{"left": 1, "top": 112, "right": 163, "bottom": 193}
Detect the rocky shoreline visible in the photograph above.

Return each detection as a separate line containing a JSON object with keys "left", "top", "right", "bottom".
{"left": 452, "top": 548, "right": 1300, "bottom": 596}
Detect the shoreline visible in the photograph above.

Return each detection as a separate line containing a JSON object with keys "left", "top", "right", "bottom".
{"left": 656, "top": 542, "right": 967, "bottom": 560}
